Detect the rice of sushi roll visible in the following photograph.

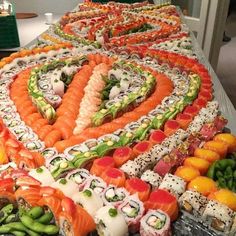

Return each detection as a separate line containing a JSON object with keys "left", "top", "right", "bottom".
{"left": 25, "top": 140, "right": 45, "bottom": 152}
{"left": 72, "top": 188, "right": 103, "bottom": 218}
{"left": 120, "top": 160, "right": 140, "bottom": 178}
{"left": 141, "top": 170, "right": 162, "bottom": 189}
{"left": 118, "top": 194, "right": 145, "bottom": 233}
{"left": 133, "top": 153, "right": 153, "bottom": 176}
{"left": 178, "top": 190, "right": 208, "bottom": 218}
{"left": 149, "top": 145, "right": 170, "bottom": 163}
{"left": 41, "top": 148, "right": 58, "bottom": 159}
{"left": 140, "top": 209, "right": 171, "bottom": 236}
{"left": 202, "top": 200, "right": 234, "bottom": 232}
{"left": 95, "top": 206, "right": 128, "bottom": 236}
{"left": 158, "top": 173, "right": 186, "bottom": 198}
{"left": 64, "top": 143, "right": 88, "bottom": 160}
{"left": 66, "top": 168, "right": 90, "bottom": 190}
{"left": 102, "top": 185, "right": 129, "bottom": 207}
{"left": 83, "top": 175, "right": 107, "bottom": 196}
{"left": 229, "top": 214, "right": 236, "bottom": 236}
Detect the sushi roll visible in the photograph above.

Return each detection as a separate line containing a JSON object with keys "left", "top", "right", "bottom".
{"left": 132, "top": 141, "right": 152, "bottom": 157}
{"left": 41, "top": 148, "right": 58, "bottom": 159}
{"left": 66, "top": 168, "right": 90, "bottom": 190}
{"left": 159, "top": 173, "right": 186, "bottom": 198}
{"left": 164, "top": 120, "right": 180, "bottom": 137}
{"left": 102, "top": 185, "right": 129, "bottom": 207}
{"left": 25, "top": 140, "right": 45, "bottom": 152}
{"left": 90, "top": 156, "right": 115, "bottom": 177}
{"left": 113, "top": 146, "right": 134, "bottom": 167}
{"left": 133, "top": 153, "right": 153, "bottom": 176}
{"left": 149, "top": 145, "right": 170, "bottom": 163}
{"left": 64, "top": 144, "right": 88, "bottom": 160}
{"left": 120, "top": 160, "right": 140, "bottom": 178}
{"left": 202, "top": 200, "right": 234, "bottom": 233}
{"left": 178, "top": 190, "right": 208, "bottom": 219}
{"left": 118, "top": 194, "right": 145, "bottom": 233}
{"left": 100, "top": 168, "right": 126, "bottom": 187}
{"left": 72, "top": 188, "right": 103, "bottom": 218}
{"left": 229, "top": 214, "right": 236, "bottom": 236}
{"left": 140, "top": 209, "right": 171, "bottom": 236}
{"left": 141, "top": 170, "right": 162, "bottom": 189}
{"left": 95, "top": 206, "right": 128, "bottom": 236}
{"left": 83, "top": 175, "right": 107, "bottom": 196}
{"left": 29, "top": 166, "right": 55, "bottom": 186}
{"left": 51, "top": 178, "right": 79, "bottom": 198}
{"left": 149, "top": 130, "right": 167, "bottom": 145}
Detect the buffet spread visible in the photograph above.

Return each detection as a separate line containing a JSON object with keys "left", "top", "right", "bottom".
{"left": 0, "top": 1, "right": 236, "bottom": 236}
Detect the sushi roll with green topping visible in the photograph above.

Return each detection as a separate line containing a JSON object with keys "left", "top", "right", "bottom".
{"left": 118, "top": 194, "right": 145, "bottom": 233}
{"left": 140, "top": 209, "right": 171, "bottom": 236}
{"left": 202, "top": 200, "right": 234, "bottom": 233}
{"left": 95, "top": 206, "right": 128, "bottom": 236}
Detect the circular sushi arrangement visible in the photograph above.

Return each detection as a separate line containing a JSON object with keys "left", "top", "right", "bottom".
{"left": 0, "top": 1, "right": 236, "bottom": 236}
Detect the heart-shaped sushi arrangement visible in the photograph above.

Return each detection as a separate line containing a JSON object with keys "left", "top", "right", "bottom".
{"left": 0, "top": 1, "right": 235, "bottom": 236}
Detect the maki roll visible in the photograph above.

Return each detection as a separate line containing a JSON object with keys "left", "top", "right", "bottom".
{"left": 113, "top": 147, "right": 134, "bottom": 167}
{"left": 83, "top": 175, "right": 107, "bottom": 196}
{"left": 41, "top": 148, "right": 58, "bottom": 159}
{"left": 140, "top": 209, "right": 171, "bottom": 236}
{"left": 120, "top": 160, "right": 140, "bottom": 178}
{"left": 90, "top": 156, "right": 115, "bottom": 177}
{"left": 175, "top": 113, "right": 192, "bottom": 130}
{"left": 125, "top": 178, "right": 151, "bottom": 202}
{"left": 66, "top": 168, "right": 90, "bottom": 190}
{"left": 118, "top": 194, "right": 145, "bottom": 233}
{"left": 178, "top": 190, "right": 208, "bottom": 219}
{"left": 132, "top": 141, "right": 152, "bottom": 157}
{"left": 158, "top": 173, "right": 186, "bottom": 198}
{"left": 141, "top": 170, "right": 162, "bottom": 189}
{"left": 64, "top": 143, "right": 88, "bottom": 160}
{"left": 29, "top": 166, "right": 55, "bottom": 186}
{"left": 149, "top": 130, "right": 166, "bottom": 145}
{"left": 164, "top": 120, "right": 180, "bottom": 137}
{"left": 229, "top": 214, "right": 236, "bottom": 236}
{"left": 100, "top": 168, "right": 126, "bottom": 187}
{"left": 72, "top": 188, "right": 103, "bottom": 218}
{"left": 102, "top": 185, "right": 129, "bottom": 207}
{"left": 202, "top": 200, "right": 234, "bottom": 232}
{"left": 95, "top": 206, "right": 128, "bottom": 236}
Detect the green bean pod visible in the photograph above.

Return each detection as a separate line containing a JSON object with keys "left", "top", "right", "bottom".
{"left": 207, "top": 162, "right": 217, "bottom": 179}
{"left": 218, "top": 159, "right": 236, "bottom": 170}
{"left": 20, "top": 214, "right": 59, "bottom": 235}
{"left": 36, "top": 212, "right": 53, "bottom": 224}
{"left": 28, "top": 206, "right": 44, "bottom": 219}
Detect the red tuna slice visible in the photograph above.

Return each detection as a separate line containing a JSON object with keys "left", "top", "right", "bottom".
{"left": 176, "top": 113, "right": 192, "bottom": 130}
{"left": 101, "top": 167, "right": 126, "bottom": 187}
{"left": 154, "top": 159, "right": 173, "bottom": 177}
{"left": 183, "top": 105, "right": 199, "bottom": 117}
{"left": 144, "top": 189, "right": 179, "bottom": 221}
{"left": 113, "top": 147, "right": 134, "bottom": 167}
{"left": 149, "top": 130, "right": 167, "bottom": 145}
{"left": 132, "top": 141, "right": 152, "bottom": 157}
{"left": 90, "top": 156, "right": 115, "bottom": 177}
{"left": 193, "top": 98, "right": 207, "bottom": 109}
{"left": 198, "top": 90, "right": 213, "bottom": 101}
{"left": 125, "top": 178, "right": 151, "bottom": 202}
{"left": 164, "top": 120, "right": 180, "bottom": 137}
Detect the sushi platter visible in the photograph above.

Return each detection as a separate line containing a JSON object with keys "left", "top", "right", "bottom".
{"left": 0, "top": 1, "right": 236, "bottom": 235}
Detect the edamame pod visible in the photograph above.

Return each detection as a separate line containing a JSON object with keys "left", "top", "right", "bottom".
{"left": 28, "top": 206, "right": 44, "bottom": 219}
{"left": 11, "top": 230, "right": 26, "bottom": 236}
{"left": 207, "top": 162, "right": 217, "bottom": 179}
{"left": 0, "top": 204, "right": 14, "bottom": 223}
{"left": 36, "top": 212, "right": 53, "bottom": 224}
{"left": 4, "top": 222, "right": 40, "bottom": 236}
{"left": 218, "top": 159, "right": 236, "bottom": 170}
{"left": 20, "top": 214, "right": 59, "bottom": 235}
{"left": 4, "top": 213, "right": 19, "bottom": 223}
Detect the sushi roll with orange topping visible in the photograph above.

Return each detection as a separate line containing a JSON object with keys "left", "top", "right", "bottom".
{"left": 213, "top": 133, "right": 236, "bottom": 153}
{"left": 203, "top": 140, "right": 229, "bottom": 158}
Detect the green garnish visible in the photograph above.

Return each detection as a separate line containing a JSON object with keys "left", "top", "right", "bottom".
{"left": 108, "top": 208, "right": 118, "bottom": 217}
{"left": 36, "top": 167, "right": 43, "bottom": 173}
{"left": 59, "top": 178, "right": 67, "bottom": 185}
{"left": 83, "top": 189, "right": 92, "bottom": 197}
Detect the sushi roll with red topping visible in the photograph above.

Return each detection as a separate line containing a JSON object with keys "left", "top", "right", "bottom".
{"left": 90, "top": 156, "right": 115, "bottom": 176}
{"left": 183, "top": 105, "right": 199, "bottom": 117}
{"left": 164, "top": 120, "right": 180, "bottom": 137}
{"left": 140, "top": 209, "right": 171, "bottom": 236}
{"left": 101, "top": 168, "right": 126, "bottom": 187}
{"left": 132, "top": 141, "right": 152, "bottom": 157}
{"left": 118, "top": 194, "right": 145, "bottom": 233}
{"left": 175, "top": 113, "right": 192, "bottom": 130}
{"left": 159, "top": 173, "right": 186, "bottom": 198}
{"left": 149, "top": 130, "right": 167, "bottom": 145}
{"left": 125, "top": 178, "right": 151, "bottom": 202}
{"left": 95, "top": 206, "right": 128, "bottom": 236}
{"left": 202, "top": 200, "right": 234, "bottom": 233}
{"left": 113, "top": 147, "right": 134, "bottom": 167}
{"left": 102, "top": 185, "right": 129, "bottom": 207}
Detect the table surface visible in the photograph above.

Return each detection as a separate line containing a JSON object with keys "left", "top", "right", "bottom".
{"left": 2, "top": 9, "right": 236, "bottom": 134}
{"left": 0, "top": 14, "right": 61, "bottom": 51}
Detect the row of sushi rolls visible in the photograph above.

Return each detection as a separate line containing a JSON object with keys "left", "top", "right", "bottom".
{"left": 0, "top": 1, "right": 236, "bottom": 235}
